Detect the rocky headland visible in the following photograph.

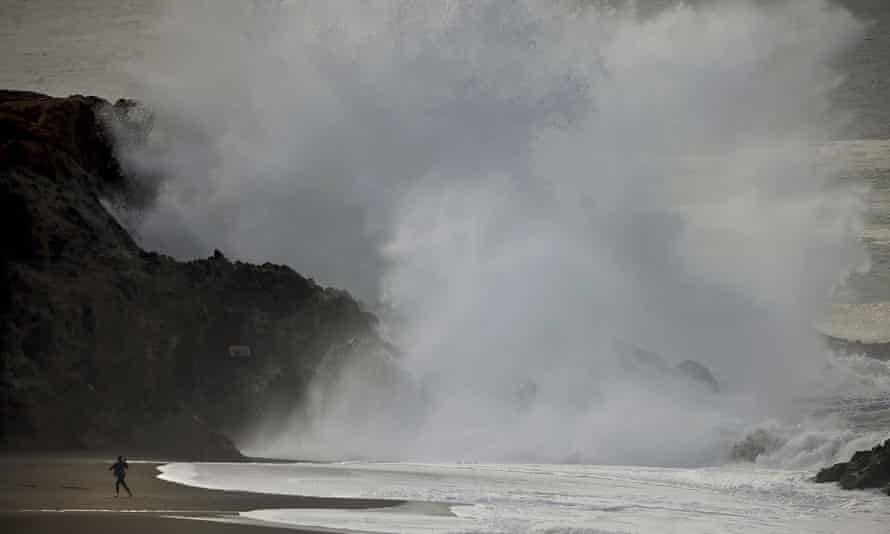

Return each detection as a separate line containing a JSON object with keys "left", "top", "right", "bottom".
{"left": 0, "top": 90, "right": 388, "bottom": 459}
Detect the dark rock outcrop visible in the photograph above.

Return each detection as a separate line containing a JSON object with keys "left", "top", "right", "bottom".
{"left": 0, "top": 91, "right": 387, "bottom": 458}
{"left": 615, "top": 342, "right": 720, "bottom": 393}
{"left": 674, "top": 360, "right": 720, "bottom": 393}
{"left": 815, "top": 439, "right": 890, "bottom": 495}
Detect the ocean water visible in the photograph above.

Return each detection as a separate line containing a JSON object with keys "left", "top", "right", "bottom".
{"left": 157, "top": 353, "right": 890, "bottom": 533}
{"left": 158, "top": 460, "right": 890, "bottom": 533}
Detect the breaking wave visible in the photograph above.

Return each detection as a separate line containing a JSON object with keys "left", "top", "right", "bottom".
{"left": 117, "top": 0, "right": 879, "bottom": 466}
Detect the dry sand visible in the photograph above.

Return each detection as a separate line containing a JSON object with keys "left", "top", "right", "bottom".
{"left": 1, "top": 455, "right": 402, "bottom": 533}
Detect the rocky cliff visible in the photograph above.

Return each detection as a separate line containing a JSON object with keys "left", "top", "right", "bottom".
{"left": 0, "top": 91, "right": 385, "bottom": 458}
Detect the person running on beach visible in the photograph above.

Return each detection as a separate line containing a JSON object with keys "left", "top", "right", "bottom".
{"left": 109, "top": 456, "right": 132, "bottom": 497}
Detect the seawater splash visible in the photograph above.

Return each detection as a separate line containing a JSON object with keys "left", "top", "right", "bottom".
{"left": 117, "top": 1, "right": 872, "bottom": 465}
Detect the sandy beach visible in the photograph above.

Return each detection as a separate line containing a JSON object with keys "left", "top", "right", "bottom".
{"left": 0, "top": 455, "right": 402, "bottom": 533}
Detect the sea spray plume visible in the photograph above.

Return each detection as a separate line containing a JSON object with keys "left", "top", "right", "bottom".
{"left": 116, "top": 1, "right": 866, "bottom": 465}
{"left": 117, "top": 0, "right": 592, "bottom": 297}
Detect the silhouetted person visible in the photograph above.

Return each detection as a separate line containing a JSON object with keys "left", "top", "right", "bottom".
{"left": 109, "top": 456, "right": 132, "bottom": 497}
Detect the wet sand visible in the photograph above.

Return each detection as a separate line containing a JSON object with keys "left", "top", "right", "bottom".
{"left": 1, "top": 455, "right": 402, "bottom": 533}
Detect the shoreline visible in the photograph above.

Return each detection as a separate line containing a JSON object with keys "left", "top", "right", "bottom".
{"left": 1, "top": 454, "right": 404, "bottom": 533}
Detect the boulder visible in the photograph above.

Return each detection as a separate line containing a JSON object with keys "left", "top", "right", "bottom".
{"left": 815, "top": 438, "right": 890, "bottom": 495}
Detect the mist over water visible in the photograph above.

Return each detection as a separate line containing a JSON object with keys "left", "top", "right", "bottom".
{"left": 117, "top": 1, "right": 875, "bottom": 465}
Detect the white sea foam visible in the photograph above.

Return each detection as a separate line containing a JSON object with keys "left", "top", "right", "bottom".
{"left": 732, "top": 419, "right": 888, "bottom": 469}
{"left": 158, "top": 461, "right": 890, "bottom": 533}
{"left": 85, "top": 0, "right": 884, "bottom": 469}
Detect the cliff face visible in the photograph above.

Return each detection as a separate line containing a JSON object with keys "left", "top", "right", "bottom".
{"left": 0, "top": 91, "right": 383, "bottom": 458}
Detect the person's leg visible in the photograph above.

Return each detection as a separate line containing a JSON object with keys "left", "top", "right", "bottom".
{"left": 120, "top": 478, "right": 132, "bottom": 497}
{"left": 115, "top": 478, "right": 121, "bottom": 496}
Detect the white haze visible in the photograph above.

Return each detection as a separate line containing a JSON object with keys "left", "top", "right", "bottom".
{"left": 115, "top": 1, "right": 873, "bottom": 465}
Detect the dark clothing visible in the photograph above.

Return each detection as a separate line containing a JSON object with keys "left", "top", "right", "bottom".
{"left": 115, "top": 477, "right": 132, "bottom": 496}
{"left": 109, "top": 460, "right": 132, "bottom": 496}
{"left": 110, "top": 460, "right": 128, "bottom": 478}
